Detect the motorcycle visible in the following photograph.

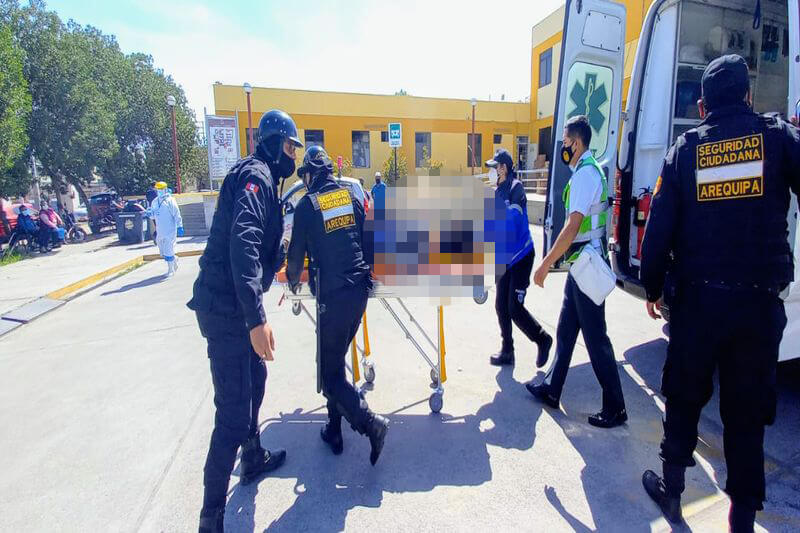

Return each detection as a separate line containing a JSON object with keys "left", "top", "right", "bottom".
{"left": 61, "top": 210, "right": 87, "bottom": 243}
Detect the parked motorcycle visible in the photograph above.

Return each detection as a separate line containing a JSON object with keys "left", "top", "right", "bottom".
{"left": 61, "top": 210, "right": 87, "bottom": 243}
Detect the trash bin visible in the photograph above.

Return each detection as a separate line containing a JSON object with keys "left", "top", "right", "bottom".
{"left": 116, "top": 212, "right": 144, "bottom": 244}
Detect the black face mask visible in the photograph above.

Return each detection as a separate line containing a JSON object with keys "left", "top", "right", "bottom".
{"left": 560, "top": 143, "right": 575, "bottom": 166}
{"left": 276, "top": 151, "right": 296, "bottom": 179}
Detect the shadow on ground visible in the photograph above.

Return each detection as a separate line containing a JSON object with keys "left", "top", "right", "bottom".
{"left": 624, "top": 338, "right": 800, "bottom": 532}
{"left": 205, "top": 337, "right": 799, "bottom": 532}
{"left": 101, "top": 274, "right": 165, "bottom": 295}
{"left": 220, "top": 367, "right": 544, "bottom": 532}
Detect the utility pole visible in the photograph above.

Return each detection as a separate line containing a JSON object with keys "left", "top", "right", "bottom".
{"left": 393, "top": 148, "right": 397, "bottom": 184}
{"left": 30, "top": 153, "right": 41, "bottom": 206}
{"left": 167, "top": 95, "right": 182, "bottom": 194}
{"left": 470, "top": 98, "right": 477, "bottom": 175}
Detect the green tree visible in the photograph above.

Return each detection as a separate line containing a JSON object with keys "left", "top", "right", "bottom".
{"left": 1, "top": 1, "right": 204, "bottom": 198}
{"left": 182, "top": 144, "right": 210, "bottom": 190}
{"left": 0, "top": 23, "right": 31, "bottom": 196}
{"left": 100, "top": 52, "right": 201, "bottom": 195}
{"left": 381, "top": 150, "right": 408, "bottom": 185}
{"left": 7, "top": 4, "right": 117, "bottom": 203}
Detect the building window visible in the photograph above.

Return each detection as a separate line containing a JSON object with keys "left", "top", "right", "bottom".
{"left": 538, "top": 127, "right": 552, "bottom": 162}
{"left": 539, "top": 48, "right": 553, "bottom": 88}
{"left": 415, "top": 132, "right": 432, "bottom": 167}
{"left": 352, "top": 131, "right": 370, "bottom": 168}
{"left": 380, "top": 131, "right": 388, "bottom": 142}
{"left": 517, "top": 136, "right": 529, "bottom": 169}
{"left": 305, "top": 129, "right": 324, "bottom": 149}
{"left": 467, "top": 133, "right": 482, "bottom": 168}
{"left": 493, "top": 134, "right": 502, "bottom": 144}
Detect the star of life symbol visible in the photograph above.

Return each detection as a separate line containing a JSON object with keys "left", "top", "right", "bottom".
{"left": 568, "top": 72, "right": 608, "bottom": 133}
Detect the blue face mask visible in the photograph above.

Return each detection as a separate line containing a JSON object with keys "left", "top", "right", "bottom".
{"left": 157, "top": 189, "right": 166, "bottom": 197}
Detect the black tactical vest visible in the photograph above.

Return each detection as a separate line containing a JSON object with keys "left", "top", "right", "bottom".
{"left": 672, "top": 107, "right": 794, "bottom": 289}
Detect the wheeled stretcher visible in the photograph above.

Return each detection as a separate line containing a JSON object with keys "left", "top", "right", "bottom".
{"left": 276, "top": 267, "right": 449, "bottom": 413}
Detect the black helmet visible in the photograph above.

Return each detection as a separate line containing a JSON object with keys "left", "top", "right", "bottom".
{"left": 258, "top": 109, "right": 303, "bottom": 151}
{"left": 297, "top": 145, "right": 333, "bottom": 179}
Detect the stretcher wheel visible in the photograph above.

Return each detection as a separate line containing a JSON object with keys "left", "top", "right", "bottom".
{"left": 292, "top": 301, "right": 301, "bottom": 316}
{"left": 363, "top": 362, "right": 376, "bottom": 384}
{"left": 429, "top": 392, "right": 443, "bottom": 413}
{"left": 473, "top": 289, "right": 489, "bottom": 305}
{"left": 430, "top": 368, "right": 439, "bottom": 385}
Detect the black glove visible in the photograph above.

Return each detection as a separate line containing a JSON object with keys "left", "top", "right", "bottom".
{"left": 289, "top": 282, "right": 301, "bottom": 295}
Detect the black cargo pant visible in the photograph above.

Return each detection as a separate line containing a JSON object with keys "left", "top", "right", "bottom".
{"left": 196, "top": 311, "right": 267, "bottom": 512}
{"left": 660, "top": 285, "right": 786, "bottom": 510}
{"left": 495, "top": 250, "right": 549, "bottom": 353}
{"left": 544, "top": 273, "right": 625, "bottom": 414}
{"left": 319, "top": 282, "right": 371, "bottom": 432}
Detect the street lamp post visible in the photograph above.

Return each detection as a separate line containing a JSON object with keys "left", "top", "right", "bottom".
{"left": 244, "top": 83, "right": 254, "bottom": 154}
{"left": 470, "top": 98, "right": 477, "bottom": 175}
{"left": 166, "top": 95, "right": 182, "bottom": 194}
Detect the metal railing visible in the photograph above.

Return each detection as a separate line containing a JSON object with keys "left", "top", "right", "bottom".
{"left": 474, "top": 167, "right": 549, "bottom": 196}
{"left": 517, "top": 168, "right": 549, "bottom": 195}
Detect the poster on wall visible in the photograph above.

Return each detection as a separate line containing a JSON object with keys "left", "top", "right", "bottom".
{"left": 206, "top": 114, "right": 240, "bottom": 189}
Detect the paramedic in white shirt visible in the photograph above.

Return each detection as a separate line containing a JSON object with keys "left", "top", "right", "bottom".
{"left": 527, "top": 115, "right": 627, "bottom": 429}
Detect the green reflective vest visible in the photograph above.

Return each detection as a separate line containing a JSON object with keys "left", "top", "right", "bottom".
{"left": 562, "top": 154, "right": 609, "bottom": 263}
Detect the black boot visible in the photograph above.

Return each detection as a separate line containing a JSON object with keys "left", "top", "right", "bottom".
{"left": 365, "top": 414, "right": 389, "bottom": 466}
{"left": 536, "top": 333, "right": 553, "bottom": 368}
{"left": 198, "top": 507, "right": 224, "bottom": 533}
{"left": 490, "top": 350, "right": 515, "bottom": 366}
{"left": 642, "top": 470, "right": 683, "bottom": 524}
{"left": 525, "top": 382, "right": 560, "bottom": 409}
{"left": 320, "top": 418, "right": 344, "bottom": 455}
{"left": 728, "top": 502, "right": 756, "bottom": 533}
{"left": 240, "top": 433, "right": 286, "bottom": 486}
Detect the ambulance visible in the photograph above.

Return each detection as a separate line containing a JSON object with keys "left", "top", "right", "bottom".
{"left": 543, "top": 0, "right": 800, "bottom": 360}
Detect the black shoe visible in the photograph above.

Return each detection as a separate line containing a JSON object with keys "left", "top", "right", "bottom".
{"left": 525, "top": 382, "right": 559, "bottom": 409}
{"left": 320, "top": 423, "right": 344, "bottom": 455}
{"left": 728, "top": 502, "right": 756, "bottom": 533}
{"left": 240, "top": 439, "right": 287, "bottom": 486}
{"left": 198, "top": 507, "right": 224, "bottom": 533}
{"left": 490, "top": 351, "right": 515, "bottom": 366}
{"left": 642, "top": 470, "right": 682, "bottom": 524}
{"left": 536, "top": 334, "right": 553, "bottom": 368}
{"left": 588, "top": 409, "right": 627, "bottom": 428}
{"left": 366, "top": 414, "right": 389, "bottom": 466}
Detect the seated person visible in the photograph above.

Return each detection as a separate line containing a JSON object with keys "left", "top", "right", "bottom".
{"left": 16, "top": 205, "right": 39, "bottom": 238}
{"left": 38, "top": 201, "right": 63, "bottom": 249}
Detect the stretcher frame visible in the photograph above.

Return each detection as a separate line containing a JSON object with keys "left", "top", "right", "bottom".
{"left": 278, "top": 281, "right": 449, "bottom": 413}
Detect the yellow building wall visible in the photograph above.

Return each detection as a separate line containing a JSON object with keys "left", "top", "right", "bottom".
{"left": 214, "top": 85, "right": 530, "bottom": 181}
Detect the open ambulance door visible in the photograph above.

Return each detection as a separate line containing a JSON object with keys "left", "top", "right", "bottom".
{"left": 779, "top": 0, "right": 800, "bottom": 362}
{"left": 543, "top": 0, "right": 626, "bottom": 261}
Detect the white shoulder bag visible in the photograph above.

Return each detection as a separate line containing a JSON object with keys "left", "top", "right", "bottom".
{"left": 569, "top": 245, "right": 616, "bottom": 306}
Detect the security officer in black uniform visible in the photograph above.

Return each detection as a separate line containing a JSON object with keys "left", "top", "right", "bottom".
{"left": 639, "top": 55, "right": 800, "bottom": 531}
{"left": 286, "top": 145, "right": 390, "bottom": 465}
{"left": 187, "top": 109, "right": 303, "bottom": 532}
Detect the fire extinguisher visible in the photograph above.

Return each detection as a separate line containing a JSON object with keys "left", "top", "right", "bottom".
{"left": 633, "top": 188, "right": 652, "bottom": 259}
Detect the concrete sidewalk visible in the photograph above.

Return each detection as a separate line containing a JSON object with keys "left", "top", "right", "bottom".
{"left": 0, "top": 232, "right": 207, "bottom": 316}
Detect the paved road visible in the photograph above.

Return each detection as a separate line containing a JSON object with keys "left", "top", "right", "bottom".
{"left": 1, "top": 232, "right": 798, "bottom": 532}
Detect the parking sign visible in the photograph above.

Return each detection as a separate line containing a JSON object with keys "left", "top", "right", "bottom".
{"left": 388, "top": 123, "right": 402, "bottom": 148}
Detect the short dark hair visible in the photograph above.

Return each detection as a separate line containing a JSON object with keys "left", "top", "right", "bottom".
{"left": 565, "top": 115, "right": 592, "bottom": 148}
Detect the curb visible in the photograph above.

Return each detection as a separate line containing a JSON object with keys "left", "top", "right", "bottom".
{"left": 0, "top": 249, "right": 204, "bottom": 338}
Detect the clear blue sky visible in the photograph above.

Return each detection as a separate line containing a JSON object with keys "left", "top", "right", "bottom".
{"left": 45, "top": 0, "right": 563, "bottom": 119}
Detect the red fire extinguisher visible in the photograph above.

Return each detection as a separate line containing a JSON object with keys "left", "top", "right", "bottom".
{"left": 633, "top": 188, "right": 652, "bottom": 259}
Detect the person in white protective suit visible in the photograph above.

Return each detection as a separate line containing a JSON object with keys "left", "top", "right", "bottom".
{"left": 148, "top": 181, "right": 184, "bottom": 277}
